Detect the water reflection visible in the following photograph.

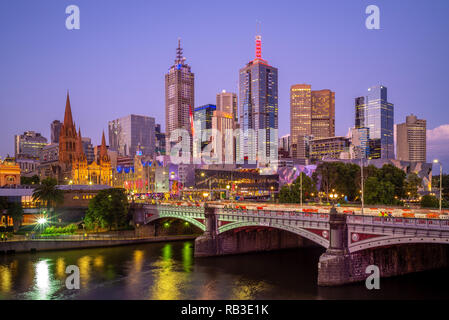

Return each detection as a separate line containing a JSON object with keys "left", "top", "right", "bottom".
{"left": 0, "top": 241, "right": 448, "bottom": 300}
{"left": 149, "top": 243, "right": 191, "bottom": 300}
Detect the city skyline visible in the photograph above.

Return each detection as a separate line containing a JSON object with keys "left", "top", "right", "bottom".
{"left": 1, "top": 0, "right": 449, "bottom": 170}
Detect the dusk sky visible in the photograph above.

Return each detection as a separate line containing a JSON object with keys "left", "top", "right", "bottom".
{"left": 1, "top": 0, "right": 449, "bottom": 171}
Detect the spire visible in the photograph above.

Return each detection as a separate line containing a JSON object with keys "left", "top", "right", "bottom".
{"left": 100, "top": 130, "right": 107, "bottom": 157}
{"left": 175, "top": 38, "right": 185, "bottom": 64}
{"left": 76, "top": 127, "right": 85, "bottom": 157}
{"left": 64, "top": 91, "right": 74, "bottom": 127}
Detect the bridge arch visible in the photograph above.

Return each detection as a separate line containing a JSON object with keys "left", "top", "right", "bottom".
{"left": 218, "top": 221, "right": 329, "bottom": 248}
{"left": 350, "top": 235, "right": 449, "bottom": 253}
{"left": 146, "top": 215, "right": 206, "bottom": 232}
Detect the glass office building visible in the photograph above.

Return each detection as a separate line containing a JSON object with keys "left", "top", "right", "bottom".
{"left": 239, "top": 35, "right": 278, "bottom": 165}
{"left": 355, "top": 85, "right": 394, "bottom": 159}
{"left": 108, "top": 114, "right": 156, "bottom": 157}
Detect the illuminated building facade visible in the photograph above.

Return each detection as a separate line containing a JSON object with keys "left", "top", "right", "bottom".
{"left": 39, "top": 93, "right": 112, "bottom": 185}
{"left": 14, "top": 131, "right": 48, "bottom": 159}
{"left": 309, "top": 136, "right": 350, "bottom": 161}
{"left": 216, "top": 90, "right": 238, "bottom": 124}
{"left": 355, "top": 85, "right": 394, "bottom": 159}
{"left": 290, "top": 85, "right": 335, "bottom": 159}
{"left": 0, "top": 157, "right": 20, "bottom": 186}
{"left": 165, "top": 39, "right": 195, "bottom": 154}
{"left": 239, "top": 35, "right": 278, "bottom": 165}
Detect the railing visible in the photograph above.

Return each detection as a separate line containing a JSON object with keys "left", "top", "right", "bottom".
{"left": 347, "top": 215, "right": 449, "bottom": 230}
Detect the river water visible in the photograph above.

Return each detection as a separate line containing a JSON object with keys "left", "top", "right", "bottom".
{"left": 1, "top": 240, "right": 449, "bottom": 300}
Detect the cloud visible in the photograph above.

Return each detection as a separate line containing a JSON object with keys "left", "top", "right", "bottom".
{"left": 428, "top": 124, "right": 449, "bottom": 142}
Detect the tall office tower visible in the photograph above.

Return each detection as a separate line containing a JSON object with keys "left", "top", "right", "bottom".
{"left": 212, "top": 110, "right": 234, "bottom": 164}
{"left": 155, "top": 124, "right": 166, "bottom": 155}
{"left": 290, "top": 84, "right": 312, "bottom": 159}
{"left": 355, "top": 85, "right": 394, "bottom": 159}
{"left": 14, "top": 131, "right": 48, "bottom": 159}
{"left": 311, "top": 89, "right": 335, "bottom": 138}
{"left": 51, "top": 120, "right": 62, "bottom": 144}
{"left": 194, "top": 104, "right": 216, "bottom": 153}
{"left": 108, "top": 114, "right": 156, "bottom": 157}
{"left": 396, "top": 114, "right": 426, "bottom": 162}
{"left": 290, "top": 85, "right": 335, "bottom": 159}
{"left": 216, "top": 90, "right": 238, "bottom": 125}
{"left": 239, "top": 35, "right": 278, "bottom": 165}
{"left": 165, "top": 39, "right": 195, "bottom": 154}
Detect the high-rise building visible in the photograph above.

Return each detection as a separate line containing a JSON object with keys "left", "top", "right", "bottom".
{"left": 14, "top": 131, "right": 48, "bottom": 159}
{"left": 309, "top": 136, "right": 350, "bottom": 161}
{"left": 165, "top": 39, "right": 195, "bottom": 154}
{"left": 355, "top": 85, "right": 394, "bottom": 159}
{"left": 194, "top": 104, "right": 216, "bottom": 154}
{"left": 108, "top": 114, "right": 156, "bottom": 157}
{"left": 396, "top": 114, "right": 426, "bottom": 162}
{"left": 239, "top": 35, "right": 278, "bottom": 165}
{"left": 311, "top": 89, "right": 335, "bottom": 138}
{"left": 216, "top": 90, "right": 238, "bottom": 125}
{"left": 290, "top": 85, "right": 335, "bottom": 159}
{"left": 155, "top": 124, "right": 166, "bottom": 155}
{"left": 212, "top": 110, "right": 234, "bottom": 164}
{"left": 51, "top": 120, "right": 62, "bottom": 144}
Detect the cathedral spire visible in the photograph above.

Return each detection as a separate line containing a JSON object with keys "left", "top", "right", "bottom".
{"left": 100, "top": 130, "right": 107, "bottom": 157}
{"left": 64, "top": 91, "right": 74, "bottom": 127}
{"left": 76, "top": 127, "right": 85, "bottom": 157}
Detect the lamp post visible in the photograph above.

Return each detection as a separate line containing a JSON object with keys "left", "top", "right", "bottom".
{"left": 433, "top": 159, "right": 443, "bottom": 213}
{"left": 360, "top": 158, "right": 365, "bottom": 215}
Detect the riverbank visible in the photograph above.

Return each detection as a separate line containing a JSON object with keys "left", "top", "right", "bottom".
{"left": 0, "top": 234, "right": 198, "bottom": 254}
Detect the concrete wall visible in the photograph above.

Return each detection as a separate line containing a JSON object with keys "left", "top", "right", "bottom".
{"left": 195, "top": 228, "right": 312, "bottom": 257}
{"left": 318, "top": 243, "right": 449, "bottom": 286}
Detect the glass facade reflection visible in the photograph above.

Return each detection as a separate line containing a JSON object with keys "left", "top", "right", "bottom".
{"left": 355, "top": 85, "right": 394, "bottom": 159}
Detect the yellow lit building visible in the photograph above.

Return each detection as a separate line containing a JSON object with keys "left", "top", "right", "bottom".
{"left": 0, "top": 157, "right": 20, "bottom": 186}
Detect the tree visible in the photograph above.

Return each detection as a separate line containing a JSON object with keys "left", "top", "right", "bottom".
{"left": 312, "top": 162, "right": 339, "bottom": 201}
{"left": 432, "top": 174, "right": 449, "bottom": 202}
{"left": 21, "top": 175, "right": 40, "bottom": 185}
{"left": 377, "top": 164, "right": 406, "bottom": 199}
{"left": 7, "top": 202, "right": 24, "bottom": 232}
{"left": 421, "top": 195, "right": 439, "bottom": 208}
{"left": 32, "top": 177, "right": 64, "bottom": 216}
{"left": 84, "top": 188, "right": 129, "bottom": 231}
{"left": 279, "top": 173, "right": 316, "bottom": 204}
{"left": 364, "top": 176, "right": 396, "bottom": 205}
{"left": 405, "top": 173, "right": 422, "bottom": 199}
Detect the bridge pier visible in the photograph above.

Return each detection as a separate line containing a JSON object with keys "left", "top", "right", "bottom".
{"left": 194, "top": 204, "right": 219, "bottom": 257}
{"left": 317, "top": 207, "right": 352, "bottom": 286}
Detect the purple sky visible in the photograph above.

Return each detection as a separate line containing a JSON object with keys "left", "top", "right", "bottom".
{"left": 1, "top": 0, "right": 449, "bottom": 172}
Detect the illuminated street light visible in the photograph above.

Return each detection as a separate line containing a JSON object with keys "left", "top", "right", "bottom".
{"left": 37, "top": 218, "right": 47, "bottom": 225}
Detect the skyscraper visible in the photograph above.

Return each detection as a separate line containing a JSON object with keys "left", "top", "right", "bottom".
{"left": 194, "top": 104, "right": 216, "bottom": 154}
{"left": 239, "top": 35, "right": 278, "bottom": 165}
{"left": 165, "top": 39, "right": 195, "bottom": 154}
{"left": 108, "top": 114, "right": 156, "bottom": 157}
{"left": 355, "top": 85, "right": 394, "bottom": 159}
{"left": 216, "top": 90, "right": 238, "bottom": 125}
{"left": 396, "top": 114, "right": 426, "bottom": 162}
{"left": 51, "top": 120, "right": 62, "bottom": 144}
{"left": 290, "top": 85, "right": 335, "bottom": 159}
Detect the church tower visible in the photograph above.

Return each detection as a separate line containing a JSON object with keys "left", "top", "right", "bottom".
{"left": 72, "top": 127, "right": 88, "bottom": 184}
{"left": 59, "top": 92, "right": 78, "bottom": 165}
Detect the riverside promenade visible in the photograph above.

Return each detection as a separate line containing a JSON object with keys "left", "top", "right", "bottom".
{"left": 0, "top": 234, "right": 197, "bottom": 254}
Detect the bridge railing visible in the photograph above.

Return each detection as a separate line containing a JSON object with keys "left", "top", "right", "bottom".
{"left": 216, "top": 208, "right": 330, "bottom": 221}
{"left": 347, "top": 215, "right": 449, "bottom": 230}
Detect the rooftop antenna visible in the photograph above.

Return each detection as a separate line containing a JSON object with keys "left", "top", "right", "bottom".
{"left": 255, "top": 21, "right": 262, "bottom": 59}
{"left": 176, "top": 37, "right": 184, "bottom": 64}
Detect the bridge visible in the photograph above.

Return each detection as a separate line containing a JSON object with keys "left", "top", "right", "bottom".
{"left": 132, "top": 202, "right": 449, "bottom": 286}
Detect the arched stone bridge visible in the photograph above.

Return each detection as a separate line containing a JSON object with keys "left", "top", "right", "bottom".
{"left": 132, "top": 203, "right": 449, "bottom": 286}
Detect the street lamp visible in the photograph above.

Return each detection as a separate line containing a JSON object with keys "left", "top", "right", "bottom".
{"left": 433, "top": 159, "right": 443, "bottom": 212}
{"left": 360, "top": 158, "right": 365, "bottom": 215}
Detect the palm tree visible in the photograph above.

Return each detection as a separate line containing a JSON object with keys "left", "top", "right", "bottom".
{"left": 7, "top": 202, "right": 24, "bottom": 232}
{"left": 32, "top": 177, "right": 64, "bottom": 218}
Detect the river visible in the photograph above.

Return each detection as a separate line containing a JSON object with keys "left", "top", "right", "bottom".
{"left": 0, "top": 240, "right": 448, "bottom": 300}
